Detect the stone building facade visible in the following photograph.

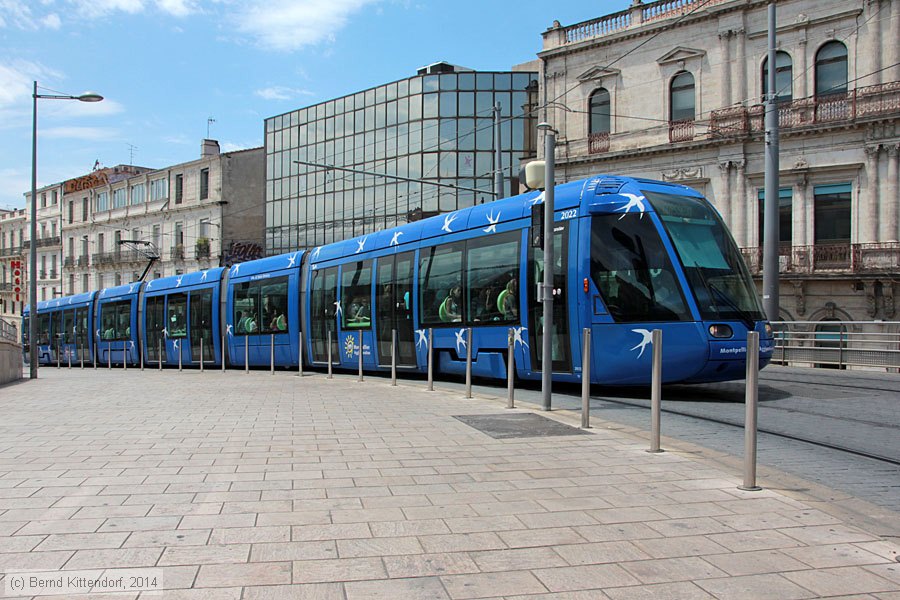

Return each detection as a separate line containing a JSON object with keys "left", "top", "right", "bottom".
{"left": 61, "top": 142, "right": 265, "bottom": 295}
{"left": 0, "top": 208, "right": 27, "bottom": 336}
{"left": 537, "top": 0, "right": 899, "bottom": 324}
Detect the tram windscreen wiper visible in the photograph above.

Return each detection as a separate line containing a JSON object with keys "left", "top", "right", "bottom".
{"left": 691, "top": 263, "right": 754, "bottom": 330}
{"left": 707, "top": 280, "right": 756, "bottom": 330}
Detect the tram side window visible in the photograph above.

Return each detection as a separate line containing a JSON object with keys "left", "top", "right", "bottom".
{"left": 342, "top": 261, "right": 372, "bottom": 329}
{"left": 590, "top": 214, "right": 691, "bottom": 323}
{"left": 234, "top": 284, "right": 257, "bottom": 334}
{"left": 74, "top": 308, "right": 87, "bottom": 342}
{"left": 466, "top": 233, "right": 519, "bottom": 323}
{"left": 38, "top": 314, "right": 51, "bottom": 345}
{"left": 51, "top": 311, "right": 62, "bottom": 344}
{"left": 260, "top": 279, "right": 288, "bottom": 333}
{"left": 100, "top": 300, "right": 132, "bottom": 340}
{"left": 146, "top": 296, "right": 165, "bottom": 335}
{"left": 167, "top": 294, "right": 187, "bottom": 338}
{"left": 233, "top": 276, "right": 289, "bottom": 335}
{"left": 419, "top": 243, "right": 464, "bottom": 325}
{"left": 61, "top": 310, "right": 72, "bottom": 343}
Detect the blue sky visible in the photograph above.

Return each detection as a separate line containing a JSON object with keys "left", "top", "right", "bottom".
{"left": 0, "top": 0, "right": 623, "bottom": 210}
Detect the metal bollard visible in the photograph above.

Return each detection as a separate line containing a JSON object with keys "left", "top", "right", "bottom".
{"left": 158, "top": 338, "right": 162, "bottom": 371}
{"left": 80, "top": 342, "right": 84, "bottom": 369}
{"left": 67, "top": 344, "right": 72, "bottom": 369}
{"left": 270, "top": 333, "right": 275, "bottom": 375}
{"left": 123, "top": 341, "right": 127, "bottom": 371}
{"left": 507, "top": 328, "right": 515, "bottom": 409}
{"left": 740, "top": 331, "right": 762, "bottom": 491}
{"left": 465, "top": 328, "right": 473, "bottom": 399}
{"left": 107, "top": 345, "right": 111, "bottom": 369}
{"left": 357, "top": 330, "right": 364, "bottom": 382}
{"left": 222, "top": 334, "right": 227, "bottom": 373}
{"left": 297, "top": 330, "right": 304, "bottom": 377}
{"left": 244, "top": 335, "right": 249, "bottom": 374}
{"left": 648, "top": 329, "right": 663, "bottom": 453}
{"left": 57, "top": 341, "right": 61, "bottom": 369}
{"left": 581, "top": 328, "right": 591, "bottom": 429}
{"left": 178, "top": 341, "right": 182, "bottom": 372}
{"left": 327, "top": 330, "right": 333, "bottom": 379}
{"left": 391, "top": 329, "right": 397, "bottom": 386}
{"left": 426, "top": 328, "right": 433, "bottom": 391}
{"left": 200, "top": 337, "right": 204, "bottom": 373}
{"left": 140, "top": 338, "right": 144, "bottom": 371}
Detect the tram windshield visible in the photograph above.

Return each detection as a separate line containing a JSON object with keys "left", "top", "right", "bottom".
{"left": 646, "top": 190, "right": 766, "bottom": 326}
{"left": 590, "top": 213, "right": 692, "bottom": 323}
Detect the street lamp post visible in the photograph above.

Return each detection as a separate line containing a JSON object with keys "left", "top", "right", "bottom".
{"left": 536, "top": 122, "right": 557, "bottom": 411}
{"left": 29, "top": 81, "right": 103, "bottom": 379}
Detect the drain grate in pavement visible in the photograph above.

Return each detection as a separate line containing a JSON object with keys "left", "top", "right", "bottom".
{"left": 453, "top": 413, "right": 588, "bottom": 439}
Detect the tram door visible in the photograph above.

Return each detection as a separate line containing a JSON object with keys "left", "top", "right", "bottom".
{"left": 190, "top": 290, "right": 214, "bottom": 364}
{"left": 146, "top": 296, "right": 165, "bottom": 363}
{"left": 528, "top": 223, "right": 572, "bottom": 373}
{"left": 310, "top": 266, "right": 339, "bottom": 364}
{"left": 375, "top": 252, "right": 416, "bottom": 367}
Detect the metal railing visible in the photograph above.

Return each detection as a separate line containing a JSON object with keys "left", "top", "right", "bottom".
{"left": 668, "top": 119, "right": 694, "bottom": 143}
{"left": 741, "top": 242, "right": 900, "bottom": 275}
{"left": 710, "top": 81, "right": 900, "bottom": 137}
{"left": 771, "top": 320, "right": 900, "bottom": 370}
{"left": 588, "top": 131, "right": 610, "bottom": 154}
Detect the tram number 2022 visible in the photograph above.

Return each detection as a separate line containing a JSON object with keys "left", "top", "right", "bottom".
{"left": 560, "top": 209, "right": 577, "bottom": 220}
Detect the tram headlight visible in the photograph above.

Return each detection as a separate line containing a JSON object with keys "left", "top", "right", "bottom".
{"left": 708, "top": 324, "right": 733, "bottom": 338}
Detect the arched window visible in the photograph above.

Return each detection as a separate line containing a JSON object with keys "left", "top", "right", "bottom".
{"left": 762, "top": 51, "right": 793, "bottom": 102}
{"left": 670, "top": 72, "right": 695, "bottom": 122}
{"left": 589, "top": 88, "right": 611, "bottom": 134}
{"left": 815, "top": 41, "right": 848, "bottom": 96}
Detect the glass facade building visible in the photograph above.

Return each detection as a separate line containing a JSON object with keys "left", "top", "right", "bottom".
{"left": 264, "top": 65, "right": 538, "bottom": 254}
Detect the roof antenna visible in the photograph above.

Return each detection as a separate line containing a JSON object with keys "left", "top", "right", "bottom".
{"left": 207, "top": 117, "right": 216, "bottom": 139}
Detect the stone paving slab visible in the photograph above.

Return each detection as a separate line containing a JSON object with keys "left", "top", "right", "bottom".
{"left": 0, "top": 368, "right": 896, "bottom": 599}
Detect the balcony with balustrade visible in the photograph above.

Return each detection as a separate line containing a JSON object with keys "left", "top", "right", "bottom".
{"left": 710, "top": 82, "right": 900, "bottom": 139}
{"left": 740, "top": 242, "right": 900, "bottom": 276}
{"left": 544, "top": 0, "right": 732, "bottom": 49}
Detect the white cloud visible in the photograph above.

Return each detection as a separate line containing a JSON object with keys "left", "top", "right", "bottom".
{"left": 40, "top": 125, "right": 119, "bottom": 140}
{"left": 233, "top": 0, "right": 380, "bottom": 51}
{"left": 68, "top": 0, "right": 145, "bottom": 19}
{"left": 163, "top": 134, "right": 191, "bottom": 145}
{"left": 41, "top": 13, "right": 61, "bottom": 28}
{"left": 254, "top": 86, "right": 314, "bottom": 101}
{"left": 50, "top": 97, "right": 125, "bottom": 119}
{"left": 155, "top": 0, "right": 198, "bottom": 17}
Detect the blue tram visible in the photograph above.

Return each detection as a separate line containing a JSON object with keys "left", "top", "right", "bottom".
{"left": 25, "top": 174, "right": 774, "bottom": 384}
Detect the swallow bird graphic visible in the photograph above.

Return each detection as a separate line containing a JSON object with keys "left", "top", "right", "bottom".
{"left": 230, "top": 263, "right": 241, "bottom": 276}
{"left": 630, "top": 328, "right": 653, "bottom": 359}
{"left": 146, "top": 280, "right": 154, "bottom": 290}
{"left": 454, "top": 328, "right": 467, "bottom": 354}
{"left": 287, "top": 252, "right": 298, "bottom": 268}
{"left": 333, "top": 301, "right": 343, "bottom": 318}
{"left": 441, "top": 213, "right": 458, "bottom": 233}
{"left": 415, "top": 329, "right": 427, "bottom": 349}
{"left": 483, "top": 211, "right": 500, "bottom": 234}
{"left": 390, "top": 231, "right": 403, "bottom": 246}
{"left": 226, "top": 324, "right": 233, "bottom": 336}
{"left": 512, "top": 326, "right": 529, "bottom": 348}
{"left": 355, "top": 237, "right": 367, "bottom": 254}
{"left": 529, "top": 191, "right": 545, "bottom": 206}
{"left": 200, "top": 270, "right": 209, "bottom": 282}
{"left": 615, "top": 193, "right": 646, "bottom": 220}
{"left": 175, "top": 275, "right": 184, "bottom": 287}
{"left": 312, "top": 246, "right": 321, "bottom": 260}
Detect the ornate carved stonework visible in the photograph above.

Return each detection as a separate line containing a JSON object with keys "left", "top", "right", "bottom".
{"left": 792, "top": 281, "right": 806, "bottom": 316}
{"left": 661, "top": 167, "right": 703, "bottom": 181}
{"left": 885, "top": 281, "right": 896, "bottom": 319}
{"left": 864, "top": 281, "right": 877, "bottom": 317}
{"left": 825, "top": 301, "right": 836, "bottom": 319}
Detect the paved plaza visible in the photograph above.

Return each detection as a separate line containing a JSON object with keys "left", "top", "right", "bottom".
{"left": 0, "top": 367, "right": 898, "bottom": 599}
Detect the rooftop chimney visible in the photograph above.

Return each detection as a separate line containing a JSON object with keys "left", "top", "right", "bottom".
{"left": 201, "top": 139, "right": 220, "bottom": 158}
